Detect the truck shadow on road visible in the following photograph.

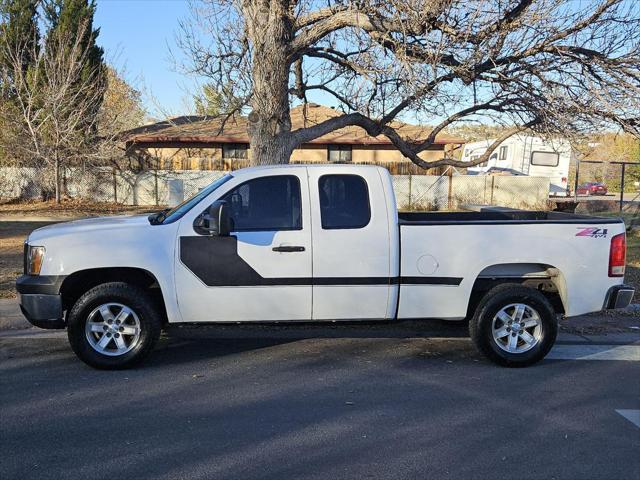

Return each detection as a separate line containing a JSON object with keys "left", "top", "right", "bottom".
{"left": 142, "top": 319, "right": 474, "bottom": 369}
{"left": 151, "top": 319, "right": 471, "bottom": 366}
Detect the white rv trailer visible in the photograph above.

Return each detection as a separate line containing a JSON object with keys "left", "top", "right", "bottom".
{"left": 462, "top": 135, "right": 572, "bottom": 196}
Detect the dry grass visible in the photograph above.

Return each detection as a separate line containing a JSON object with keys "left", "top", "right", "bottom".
{"left": 0, "top": 221, "right": 57, "bottom": 298}
{"left": 628, "top": 228, "right": 640, "bottom": 264}
{"left": 0, "top": 198, "right": 158, "bottom": 217}
{"left": 626, "top": 227, "right": 640, "bottom": 303}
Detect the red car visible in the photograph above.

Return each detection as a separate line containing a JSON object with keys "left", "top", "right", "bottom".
{"left": 576, "top": 182, "right": 608, "bottom": 196}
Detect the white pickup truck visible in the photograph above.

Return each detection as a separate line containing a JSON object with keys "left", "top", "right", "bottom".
{"left": 17, "top": 165, "right": 633, "bottom": 369}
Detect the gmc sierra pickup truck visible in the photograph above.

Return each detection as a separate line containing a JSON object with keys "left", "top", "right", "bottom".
{"left": 17, "top": 165, "right": 634, "bottom": 369}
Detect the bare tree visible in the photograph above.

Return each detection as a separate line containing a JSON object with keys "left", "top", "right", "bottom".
{"left": 177, "top": 0, "right": 640, "bottom": 168}
{"left": 0, "top": 21, "right": 107, "bottom": 201}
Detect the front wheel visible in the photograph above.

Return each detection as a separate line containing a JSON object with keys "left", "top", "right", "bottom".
{"left": 67, "top": 282, "right": 162, "bottom": 369}
{"left": 469, "top": 284, "right": 558, "bottom": 367}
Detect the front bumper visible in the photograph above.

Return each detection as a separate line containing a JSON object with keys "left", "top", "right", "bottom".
{"left": 603, "top": 284, "right": 635, "bottom": 310}
{"left": 16, "top": 275, "right": 66, "bottom": 329}
{"left": 19, "top": 294, "right": 65, "bottom": 329}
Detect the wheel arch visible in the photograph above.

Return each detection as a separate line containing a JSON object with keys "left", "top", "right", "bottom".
{"left": 60, "top": 267, "right": 168, "bottom": 323}
{"left": 467, "top": 262, "right": 568, "bottom": 317}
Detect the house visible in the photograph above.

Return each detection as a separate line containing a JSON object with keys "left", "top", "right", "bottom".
{"left": 123, "top": 104, "right": 464, "bottom": 174}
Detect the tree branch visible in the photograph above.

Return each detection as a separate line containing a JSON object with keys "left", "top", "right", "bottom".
{"left": 382, "top": 119, "right": 541, "bottom": 170}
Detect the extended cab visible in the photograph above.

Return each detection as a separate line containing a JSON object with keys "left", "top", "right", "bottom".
{"left": 17, "top": 165, "right": 634, "bottom": 368}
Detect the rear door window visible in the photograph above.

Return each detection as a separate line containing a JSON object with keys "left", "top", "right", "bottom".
{"left": 318, "top": 175, "right": 371, "bottom": 229}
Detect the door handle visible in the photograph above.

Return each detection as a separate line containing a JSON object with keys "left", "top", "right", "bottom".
{"left": 272, "top": 246, "right": 306, "bottom": 252}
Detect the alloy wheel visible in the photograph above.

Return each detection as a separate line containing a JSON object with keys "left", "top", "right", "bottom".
{"left": 491, "top": 303, "right": 543, "bottom": 354}
{"left": 85, "top": 303, "right": 142, "bottom": 356}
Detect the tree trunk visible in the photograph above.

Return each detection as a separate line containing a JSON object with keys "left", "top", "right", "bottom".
{"left": 247, "top": 128, "right": 295, "bottom": 166}
{"left": 54, "top": 156, "right": 61, "bottom": 203}
{"left": 243, "top": 0, "right": 295, "bottom": 166}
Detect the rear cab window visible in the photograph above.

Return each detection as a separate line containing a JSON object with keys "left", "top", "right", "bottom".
{"left": 318, "top": 174, "right": 371, "bottom": 229}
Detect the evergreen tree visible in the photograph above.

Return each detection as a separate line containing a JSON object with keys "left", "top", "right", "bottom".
{"left": 0, "top": 0, "right": 39, "bottom": 96}
{"left": 192, "top": 83, "right": 243, "bottom": 117}
{"left": 193, "top": 84, "right": 223, "bottom": 117}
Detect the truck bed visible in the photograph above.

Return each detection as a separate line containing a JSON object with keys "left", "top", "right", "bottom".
{"left": 398, "top": 210, "right": 623, "bottom": 225}
{"left": 396, "top": 209, "right": 625, "bottom": 319}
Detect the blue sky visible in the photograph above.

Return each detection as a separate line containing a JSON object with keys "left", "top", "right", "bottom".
{"left": 94, "top": 0, "right": 338, "bottom": 119}
{"left": 94, "top": 0, "right": 198, "bottom": 117}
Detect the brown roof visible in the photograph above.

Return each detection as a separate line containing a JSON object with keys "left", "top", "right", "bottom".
{"left": 125, "top": 104, "right": 464, "bottom": 147}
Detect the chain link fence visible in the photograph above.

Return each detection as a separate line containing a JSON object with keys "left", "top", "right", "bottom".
{"left": 392, "top": 174, "right": 551, "bottom": 211}
{"left": 570, "top": 160, "right": 640, "bottom": 218}
{"left": 1, "top": 166, "right": 552, "bottom": 211}
{"left": 0, "top": 166, "right": 227, "bottom": 206}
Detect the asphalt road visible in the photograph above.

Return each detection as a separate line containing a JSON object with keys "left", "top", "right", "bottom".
{"left": 1, "top": 330, "right": 639, "bottom": 480}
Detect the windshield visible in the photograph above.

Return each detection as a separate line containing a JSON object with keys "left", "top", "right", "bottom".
{"left": 161, "top": 174, "right": 233, "bottom": 224}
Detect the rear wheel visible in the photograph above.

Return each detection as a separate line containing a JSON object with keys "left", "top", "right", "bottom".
{"left": 67, "top": 282, "right": 162, "bottom": 369}
{"left": 469, "top": 284, "right": 557, "bottom": 367}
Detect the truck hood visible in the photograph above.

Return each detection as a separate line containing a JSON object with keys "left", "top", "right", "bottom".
{"left": 28, "top": 215, "right": 154, "bottom": 243}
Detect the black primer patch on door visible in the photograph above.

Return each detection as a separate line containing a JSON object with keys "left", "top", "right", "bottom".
{"left": 180, "top": 236, "right": 312, "bottom": 286}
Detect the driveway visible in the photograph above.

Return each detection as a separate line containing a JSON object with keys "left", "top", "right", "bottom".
{"left": 1, "top": 327, "right": 638, "bottom": 480}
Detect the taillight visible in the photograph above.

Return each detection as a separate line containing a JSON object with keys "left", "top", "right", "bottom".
{"left": 561, "top": 177, "right": 567, "bottom": 184}
{"left": 609, "top": 233, "right": 626, "bottom": 277}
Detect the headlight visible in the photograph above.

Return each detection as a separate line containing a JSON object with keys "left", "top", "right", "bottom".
{"left": 25, "top": 245, "right": 45, "bottom": 275}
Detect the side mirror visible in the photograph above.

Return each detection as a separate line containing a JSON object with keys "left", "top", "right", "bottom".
{"left": 194, "top": 200, "right": 232, "bottom": 236}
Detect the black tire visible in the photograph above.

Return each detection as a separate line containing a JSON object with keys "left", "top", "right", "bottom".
{"left": 67, "top": 282, "right": 162, "bottom": 369}
{"left": 469, "top": 284, "right": 558, "bottom": 367}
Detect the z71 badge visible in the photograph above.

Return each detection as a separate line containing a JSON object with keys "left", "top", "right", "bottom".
{"left": 576, "top": 227, "right": 608, "bottom": 238}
